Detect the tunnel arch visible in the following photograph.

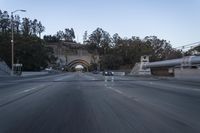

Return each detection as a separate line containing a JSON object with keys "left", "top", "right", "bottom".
{"left": 67, "top": 59, "right": 90, "bottom": 71}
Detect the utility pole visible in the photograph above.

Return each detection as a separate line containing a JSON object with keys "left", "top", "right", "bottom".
{"left": 10, "top": 9, "right": 26, "bottom": 75}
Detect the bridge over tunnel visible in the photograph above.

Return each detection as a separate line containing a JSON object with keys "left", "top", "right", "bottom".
{"left": 66, "top": 59, "right": 90, "bottom": 72}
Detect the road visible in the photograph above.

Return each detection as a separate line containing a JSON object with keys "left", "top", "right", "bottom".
{"left": 0, "top": 72, "right": 200, "bottom": 133}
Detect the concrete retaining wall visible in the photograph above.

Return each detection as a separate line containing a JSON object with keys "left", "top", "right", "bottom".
{"left": 174, "top": 68, "right": 200, "bottom": 81}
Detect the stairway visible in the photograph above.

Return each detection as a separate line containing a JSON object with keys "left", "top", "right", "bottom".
{"left": 130, "top": 62, "right": 141, "bottom": 75}
{"left": 0, "top": 60, "right": 11, "bottom": 76}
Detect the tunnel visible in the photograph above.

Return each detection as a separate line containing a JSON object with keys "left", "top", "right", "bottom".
{"left": 66, "top": 59, "right": 90, "bottom": 72}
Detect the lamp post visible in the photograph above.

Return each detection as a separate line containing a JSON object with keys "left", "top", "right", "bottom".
{"left": 11, "top": 9, "right": 26, "bottom": 75}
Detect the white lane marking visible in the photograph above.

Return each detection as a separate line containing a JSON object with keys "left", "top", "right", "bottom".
{"left": 108, "top": 87, "right": 124, "bottom": 95}
{"left": 83, "top": 74, "right": 97, "bottom": 80}
{"left": 16, "top": 84, "right": 48, "bottom": 95}
{"left": 111, "top": 77, "right": 114, "bottom": 82}
{"left": 54, "top": 77, "right": 66, "bottom": 81}
{"left": 105, "top": 85, "right": 138, "bottom": 101}
{"left": 0, "top": 84, "right": 51, "bottom": 104}
{"left": 54, "top": 75, "right": 73, "bottom": 81}
{"left": 23, "top": 87, "right": 37, "bottom": 92}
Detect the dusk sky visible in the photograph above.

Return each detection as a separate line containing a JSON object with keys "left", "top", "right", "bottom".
{"left": 1, "top": 0, "right": 200, "bottom": 47}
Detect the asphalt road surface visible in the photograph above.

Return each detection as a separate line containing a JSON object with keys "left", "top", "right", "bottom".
{"left": 0, "top": 72, "right": 200, "bottom": 133}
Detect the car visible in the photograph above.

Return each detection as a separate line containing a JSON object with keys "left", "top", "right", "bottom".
{"left": 92, "top": 70, "right": 99, "bottom": 74}
{"left": 103, "top": 71, "right": 114, "bottom": 76}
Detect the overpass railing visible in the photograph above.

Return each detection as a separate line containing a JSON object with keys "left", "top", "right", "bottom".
{"left": 143, "top": 56, "right": 200, "bottom": 69}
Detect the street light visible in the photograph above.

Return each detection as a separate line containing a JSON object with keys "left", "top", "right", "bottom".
{"left": 11, "top": 9, "right": 26, "bottom": 75}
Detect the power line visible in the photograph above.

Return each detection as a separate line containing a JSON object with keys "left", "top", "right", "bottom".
{"left": 175, "top": 41, "right": 200, "bottom": 49}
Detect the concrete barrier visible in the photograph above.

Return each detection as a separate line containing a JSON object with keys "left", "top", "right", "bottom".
{"left": 113, "top": 72, "right": 125, "bottom": 76}
{"left": 22, "top": 72, "right": 49, "bottom": 77}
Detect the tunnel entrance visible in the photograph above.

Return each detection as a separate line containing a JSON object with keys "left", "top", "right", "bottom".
{"left": 66, "top": 59, "right": 90, "bottom": 72}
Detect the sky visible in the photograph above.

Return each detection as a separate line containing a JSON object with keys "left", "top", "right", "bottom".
{"left": 1, "top": 0, "right": 200, "bottom": 47}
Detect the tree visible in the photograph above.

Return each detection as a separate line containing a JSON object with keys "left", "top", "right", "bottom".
{"left": 12, "top": 35, "right": 56, "bottom": 71}
{"left": 31, "top": 19, "right": 38, "bottom": 35}
{"left": 0, "top": 11, "right": 10, "bottom": 33}
{"left": 185, "top": 45, "right": 200, "bottom": 56}
{"left": 112, "top": 33, "right": 122, "bottom": 46}
{"left": 0, "top": 10, "right": 54, "bottom": 70}
{"left": 43, "top": 35, "right": 59, "bottom": 42}
{"left": 14, "top": 15, "right": 21, "bottom": 33}
{"left": 56, "top": 30, "right": 64, "bottom": 41}
{"left": 21, "top": 17, "right": 31, "bottom": 36}
{"left": 83, "top": 31, "right": 88, "bottom": 44}
{"left": 144, "top": 36, "right": 181, "bottom": 61}
{"left": 84, "top": 28, "right": 183, "bottom": 70}
{"left": 37, "top": 21, "right": 45, "bottom": 38}
{"left": 88, "top": 28, "right": 111, "bottom": 54}
{"left": 64, "top": 28, "right": 75, "bottom": 42}
{"left": 100, "top": 54, "right": 123, "bottom": 70}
